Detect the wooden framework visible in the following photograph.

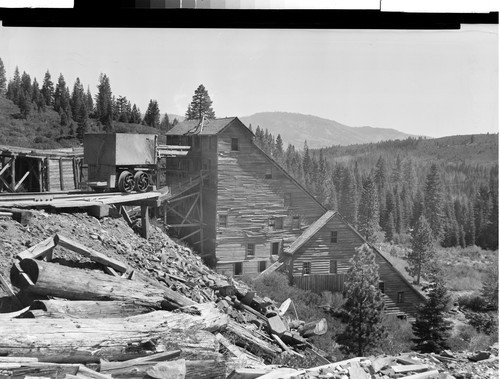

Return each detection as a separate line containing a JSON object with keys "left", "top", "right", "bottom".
{"left": 0, "top": 145, "right": 83, "bottom": 193}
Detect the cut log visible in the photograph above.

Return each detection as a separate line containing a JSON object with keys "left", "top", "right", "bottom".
{"left": 0, "top": 306, "right": 225, "bottom": 363}
{"left": 54, "top": 234, "right": 128, "bottom": 273}
{"left": 10, "top": 259, "right": 196, "bottom": 310}
{"left": 100, "top": 350, "right": 181, "bottom": 377}
{"left": 19, "top": 299, "right": 154, "bottom": 318}
{"left": 391, "top": 364, "right": 430, "bottom": 374}
{"left": 226, "top": 368, "right": 269, "bottom": 379}
{"left": 146, "top": 359, "right": 226, "bottom": 379}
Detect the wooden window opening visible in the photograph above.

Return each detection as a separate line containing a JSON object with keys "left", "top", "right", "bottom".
{"left": 274, "top": 217, "right": 284, "bottom": 230}
{"left": 265, "top": 168, "right": 272, "bottom": 179}
{"left": 259, "top": 261, "right": 267, "bottom": 273}
{"left": 234, "top": 262, "right": 243, "bottom": 276}
{"left": 219, "top": 214, "right": 227, "bottom": 228}
{"left": 271, "top": 242, "right": 280, "bottom": 256}
{"left": 246, "top": 243, "right": 255, "bottom": 259}
{"left": 284, "top": 193, "right": 292, "bottom": 207}
{"left": 379, "top": 281, "right": 385, "bottom": 294}
{"left": 330, "top": 231, "right": 338, "bottom": 243}
{"left": 292, "top": 215, "right": 300, "bottom": 230}
{"left": 397, "top": 291, "right": 405, "bottom": 303}
{"left": 302, "top": 262, "right": 311, "bottom": 275}
{"left": 330, "top": 259, "right": 338, "bottom": 274}
{"left": 231, "top": 138, "right": 239, "bottom": 151}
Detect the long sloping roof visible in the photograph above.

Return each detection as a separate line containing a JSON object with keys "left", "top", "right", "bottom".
{"left": 167, "top": 117, "right": 250, "bottom": 136}
{"left": 284, "top": 210, "right": 336, "bottom": 255}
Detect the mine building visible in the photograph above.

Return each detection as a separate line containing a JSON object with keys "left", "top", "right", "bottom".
{"left": 165, "top": 117, "right": 424, "bottom": 318}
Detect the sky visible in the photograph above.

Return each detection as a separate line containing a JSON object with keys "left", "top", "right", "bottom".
{"left": 0, "top": 25, "right": 497, "bottom": 138}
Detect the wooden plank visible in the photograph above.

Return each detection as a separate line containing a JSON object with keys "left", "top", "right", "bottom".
{"left": 0, "top": 273, "right": 17, "bottom": 296}
{"left": 400, "top": 370, "right": 440, "bottom": 379}
{"left": 59, "top": 158, "right": 64, "bottom": 191}
{"left": 14, "top": 170, "right": 31, "bottom": 191}
{"left": 226, "top": 368, "right": 269, "bottom": 379}
{"left": 0, "top": 157, "right": 12, "bottom": 176}
{"left": 391, "top": 364, "right": 430, "bottom": 374}
{"left": 17, "top": 236, "right": 56, "bottom": 260}
{"left": 55, "top": 234, "right": 128, "bottom": 273}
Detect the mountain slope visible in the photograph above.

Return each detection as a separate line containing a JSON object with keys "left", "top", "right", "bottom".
{"left": 239, "top": 112, "right": 414, "bottom": 149}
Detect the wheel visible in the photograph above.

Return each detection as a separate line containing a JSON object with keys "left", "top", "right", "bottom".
{"left": 134, "top": 171, "right": 149, "bottom": 193}
{"left": 117, "top": 171, "right": 134, "bottom": 193}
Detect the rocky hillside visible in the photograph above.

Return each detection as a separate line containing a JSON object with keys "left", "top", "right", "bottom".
{"left": 240, "top": 112, "right": 415, "bottom": 149}
{"left": 0, "top": 210, "right": 498, "bottom": 378}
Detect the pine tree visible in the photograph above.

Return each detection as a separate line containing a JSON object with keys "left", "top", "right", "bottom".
{"left": 358, "top": 176, "right": 380, "bottom": 242}
{"left": 185, "top": 84, "right": 215, "bottom": 120}
{"left": 31, "top": 78, "right": 44, "bottom": 111}
{"left": 338, "top": 168, "right": 358, "bottom": 226}
{"left": 274, "top": 134, "right": 284, "bottom": 163}
{"left": 412, "top": 269, "right": 452, "bottom": 353}
{"left": 144, "top": 99, "right": 161, "bottom": 128}
{"left": 0, "top": 57, "right": 6, "bottom": 95}
{"left": 337, "top": 244, "right": 386, "bottom": 356}
{"left": 159, "top": 113, "right": 170, "bottom": 132}
{"left": 406, "top": 215, "right": 434, "bottom": 285}
{"left": 95, "top": 74, "right": 113, "bottom": 131}
{"left": 70, "top": 78, "right": 85, "bottom": 121}
{"left": 130, "top": 104, "right": 142, "bottom": 124}
{"left": 85, "top": 86, "right": 94, "bottom": 116}
{"left": 6, "top": 66, "right": 21, "bottom": 104}
{"left": 41, "top": 70, "right": 54, "bottom": 106}
{"left": 116, "top": 96, "right": 130, "bottom": 122}
{"left": 424, "top": 164, "right": 444, "bottom": 241}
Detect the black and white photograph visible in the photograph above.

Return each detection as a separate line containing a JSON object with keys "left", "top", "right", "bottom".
{"left": 0, "top": 2, "right": 498, "bottom": 378}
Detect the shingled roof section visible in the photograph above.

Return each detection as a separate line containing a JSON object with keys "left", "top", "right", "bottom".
{"left": 166, "top": 117, "right": 247, "bottom": 136}
{"left": 284, "top": 210, "right": 337, "bottom": 255}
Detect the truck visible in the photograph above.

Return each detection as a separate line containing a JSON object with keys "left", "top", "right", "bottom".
{"left": 83, "top": 133, "right": 157, "bottom": 193}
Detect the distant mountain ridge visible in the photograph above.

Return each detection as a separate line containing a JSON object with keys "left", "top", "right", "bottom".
{"left": 239, "top": 112, "right": 415, "bottom": 149}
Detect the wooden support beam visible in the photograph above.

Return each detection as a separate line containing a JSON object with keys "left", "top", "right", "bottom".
{"left": 168, "top": 192, "right": 199, "bottom": 203}
{"left": 16, "top": 236, "right": 56, "bottom": 260}
{"left": 179, "top": 193, "right": 200, "bottom": 226}
{"left": 0, "top": 158, "right": 13, "bottom": 176}
{"left": 55, "top": 234, "right": 128, "bottom": 273}
{"left": 14, "top": 170, "right": 31, "bottom": 191}
{"left": 10, "top": 155, "right": 15, "bottom": 191}
{"left": 179, "top": 228, "right": 201, "bottom": 242}
{"left": 141, "top": 205, "right": 150, "bottom": 239}
{"left": 167, "top": 223, "right": 204, "bottom": 228}
{"left": 0, "top": 175, "right": 13, "bottom": 193}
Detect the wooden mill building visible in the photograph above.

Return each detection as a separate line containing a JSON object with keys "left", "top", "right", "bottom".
{"left": 165, "top": 117, "right": 424, "bottom": 317}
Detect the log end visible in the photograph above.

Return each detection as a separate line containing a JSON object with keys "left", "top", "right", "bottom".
{"left": 10, "top": 259, "right": 39, "bottom": 290}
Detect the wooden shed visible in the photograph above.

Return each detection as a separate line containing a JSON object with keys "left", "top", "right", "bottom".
{"left": 0, "top": 144, "right": 84, "bottom": 193}
{"left": 281, "top": 210, "right": 425, "bottom": 318}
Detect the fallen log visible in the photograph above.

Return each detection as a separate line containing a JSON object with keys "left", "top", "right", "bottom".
{"left": 146, "top": 359, "right": 226, "bottom": 379}
{"left": 18, "top": 299, "right": 154, "bottom": 318}
{"left": 0, "top": 306, "right": 225, "bottom": 363}
{"left": 10, "top": 258, "right": 196, "bottom": 310}
{"left": 100, "top": 350, "right": 181, "bottom": 377}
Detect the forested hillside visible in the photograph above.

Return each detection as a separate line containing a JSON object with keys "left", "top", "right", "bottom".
{"left": 253, "top": 126, "right": 498, "bottom": 251}
{"left": 0, "top": 59, "right": 177, "bottom": 148}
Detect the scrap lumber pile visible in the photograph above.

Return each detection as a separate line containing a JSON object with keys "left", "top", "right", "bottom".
{"left": 0, "top": 233, "right": 329, "bottom": 378}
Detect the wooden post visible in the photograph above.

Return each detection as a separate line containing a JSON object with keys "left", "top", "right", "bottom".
{"left": 37, "top": 159, "right": 43, "bottom": 192}
{"left": 141, "top": 205, "right": 150, "bottom": 239}
{"left": 199, "top": 171, "right": 204, "bottom": 255}
{"left": 59, "top": 158, "right": 64, "bottom": 191}
{"left": 45, "top": 158, "right": 50, "bottom": 192}
{"left": 11, "top": 156, "right": 16, "bottom": 191}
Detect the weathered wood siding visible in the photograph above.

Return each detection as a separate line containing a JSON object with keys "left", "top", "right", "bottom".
{"left": 290, "top": 213, "right": 423, "bottom": 317}
{"left": 215, "top": 121, "right": 326, "bottom": 274}
{"left": 47, "top": 158, "right": 78, "bottom": 192}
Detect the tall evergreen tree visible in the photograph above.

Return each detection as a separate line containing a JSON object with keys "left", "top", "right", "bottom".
{"left": 41, "top": 70, "right": 54, "bottom": 106}
{"left": 0, "top": 57, "right": 6, "bottom": 95}
{"left": 144, "top": 99, "right": 161, "bottom": 128}
{"left": 406, "top": 215, "right": 434, "bottom": 285}
{"left": 95, "top": 74, "right": 113, "bottom": 131}
{"left": 185, "top": 84, "right": 215, "bottom": 120}
{"left": 6, "top": 66, "right": 21, "bottom": 104}
{"left": 31, "top": 78, "right": 44, "bottom": 111}
{"left": 424, "top": 164, "right": 444, "bottom": 241}
{"left": 358, "top": 176, "right": 380, "bottom": 242}
{"left": 338, "top": 168, "right": 358, "bottom": 226}
{"left": 130, "top": 104, "right": 142, "bottom": 124}
{"left": 85, "top": 86, "right": 94, "bottom": 116}
{"left": 274, "top": 134, "right": 284, "bottom": 163}
{"left": 412, "top": 268, "right": 452, "bottom": 353}
{"left": 337, "top": 244, "right": 386, "bottom": 356}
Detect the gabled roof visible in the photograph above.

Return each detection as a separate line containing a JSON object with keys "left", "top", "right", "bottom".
{"left": 166, "top": 117, "right": 253, "bottom": 136}
{"left": 285, "top": 210, "right": 336, "bottom": 255}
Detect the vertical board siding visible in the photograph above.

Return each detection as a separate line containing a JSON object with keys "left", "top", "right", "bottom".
{"left": 291, "top": 213, "right": 423, "bottom": 317}
{"left": 48, "top": 158, "right": 79, "bottom": 191}
{"left": 215, "top": 123, "right": 325, "bottom": 269}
